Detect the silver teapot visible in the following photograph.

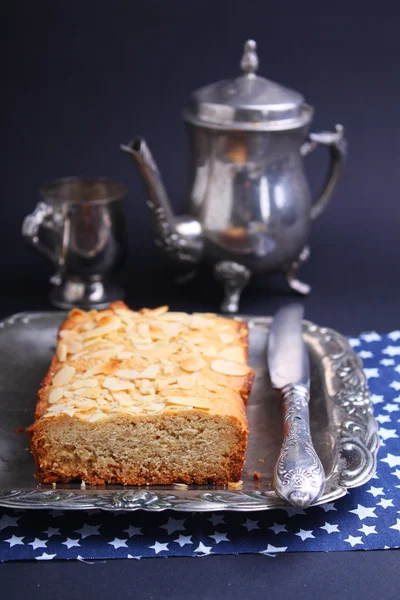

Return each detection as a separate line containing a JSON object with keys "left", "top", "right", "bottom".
{"left": 122, "top": 40, "right": 346, "bottom": 313}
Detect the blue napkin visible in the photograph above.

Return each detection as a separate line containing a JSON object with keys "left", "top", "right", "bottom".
{"left": 1, "top": 330, "right": 399, "bottom": 561}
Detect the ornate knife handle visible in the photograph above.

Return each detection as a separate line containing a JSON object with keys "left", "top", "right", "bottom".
{"left": 274, "top": 384, "right": 325, "bottom": 508}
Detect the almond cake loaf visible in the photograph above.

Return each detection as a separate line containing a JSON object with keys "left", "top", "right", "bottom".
{"left": 28, "top": 302, "right": 254, "bottom": 485}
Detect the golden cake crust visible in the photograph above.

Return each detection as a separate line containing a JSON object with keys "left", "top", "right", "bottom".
{"left": 28, "top": 302, "right": 253, "bottom": 485}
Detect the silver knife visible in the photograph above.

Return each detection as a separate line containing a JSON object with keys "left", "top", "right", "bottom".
{"left": 268, "top": 303, "right": 325, "bottom": 508}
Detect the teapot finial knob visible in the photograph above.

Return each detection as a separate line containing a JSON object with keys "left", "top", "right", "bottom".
{"left": 240, "top": 39, "right": 259, "bottom": 75}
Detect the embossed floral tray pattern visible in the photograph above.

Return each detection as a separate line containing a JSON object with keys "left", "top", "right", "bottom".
{"left": 0, "top": 312, "right": 379, "bottom": 511}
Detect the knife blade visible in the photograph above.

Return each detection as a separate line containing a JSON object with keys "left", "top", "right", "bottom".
{"left": 268, "top": 303, "right": 325, "bottom": 508}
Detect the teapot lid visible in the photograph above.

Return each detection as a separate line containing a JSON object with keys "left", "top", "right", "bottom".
{"left": 183, "top": 40, "right": 313, "bottom": 131}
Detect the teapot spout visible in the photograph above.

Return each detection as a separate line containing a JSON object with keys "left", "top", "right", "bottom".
{"left": 121, "top": 137, "right": 203, "bottom": 265}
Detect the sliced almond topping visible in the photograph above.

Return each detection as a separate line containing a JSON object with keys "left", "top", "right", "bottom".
{"left": 160, "top": 312, "right": 190, "bottom": 323}
{"left": 74, "top": 387, "right": 101, "bottom": 399}
{"left": 62, "top": 407, "right": 76, "bottom": 418}
{"left": 82, "top": 364, "right": 107, "bottom": 378}
{"left": 56, "top": 343, "right": 67, "bottom": 362}
{"left": 133, "top": 343, "right": 153, "bottom": 351}
{"left": 163, "top": 364, "right": 175, "bottom": 375}
{"left": 180, "top": 355, "right": 207, "bottom": 373}
{"left": 138, "top": 380, "right": 156, "bottom": 395}
{"left": 112, "top": 391, "right": 133, "bottom": 406}
{"left": 189, "top": 316, "right": 212, "bottom": 330}
{"left": 199, "top": 346, "right": 218, "bottom": 357}
{"left": 70, "top": 378, "right": 99, "bottom": 390}
{"left": 210, "top": 359, "right": 251, "bottom": 376}
{"left": 59, "top": 330, "right": 78, "bottom": 340}
{"left": 46, "top": 403, "right": 70, "bottom": 414}
{"left": 115, "top": 368, "right": 140, "bottom": 380}
{"left": 177, "top": 374, "right": 197, "bottom": 389}
{"left": 165, "top": 395, "right": 211, "bottom": 409}
{"left": 76, "top": 399, "right": 97, "bottom": 410}
{"left": 137, "top": 322, "right": 150, "bottom": 339}
{"left": 102, "top": 377, "right": 135, "bottom": 391}
{"left": 218, "top": 346, "right": 245, "bottom": 363}
{"left": 66, "top": 340, "right": 83, "bottom": 354}
{"left": 148, "top": 306, "right": 169, "bottom": 317}
{"left": 53, "top": 365, "right": 76, "bottom": 386}
{"left": 219, "top": 333, "right": 235, "bottom": 345}
{"left": 144, "top": 402, "right": 166, "bottom": 413}
{"left": 86, "top": 412, "right": 107, "bottom": 423}
{"left": 119, "top": 351, "right": 136, "bottom": 359}
{"left": 136, "top": 364, "right": 160, "bottom": 380}
{"left": 82, "top": 316, "right": 122, "bottom": 340}
{"left": 48, "top": 388, "right": 64, "bottom": 404}
{"left": 121, "top": 405, "right": 143, "bottom": 415}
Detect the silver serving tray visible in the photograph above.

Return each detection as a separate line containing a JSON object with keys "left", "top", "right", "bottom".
{"left": 0, "top": 312, "right": 379, "bottom": 512}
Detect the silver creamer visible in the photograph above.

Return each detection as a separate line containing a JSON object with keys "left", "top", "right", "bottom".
{"left": 122, "top": 40, "right": 346, "bottom": 313}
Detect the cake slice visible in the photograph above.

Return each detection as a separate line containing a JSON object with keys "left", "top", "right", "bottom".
{"left": 28, "top": 302, "right": 253, "bottom": 485}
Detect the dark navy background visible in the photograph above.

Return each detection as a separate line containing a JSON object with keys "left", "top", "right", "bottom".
{"left": 2, "top": 1, "right": 400, "bottom": 598}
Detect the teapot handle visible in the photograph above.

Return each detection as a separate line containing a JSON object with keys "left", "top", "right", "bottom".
{"left": 301, "top": 124, "right": 347, "bottom": 220}
{"left": 22, "top": 201, "right": 61, "bottom": 265}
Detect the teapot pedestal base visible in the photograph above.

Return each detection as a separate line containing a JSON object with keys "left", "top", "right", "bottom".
{"left": 212, "top": 246, "right": 311, "bottom": 314}
{"left": 285, "top": 246, "right": 311, "bottom": 296}
{"left": 49, "top": 276, "right": 124, "bottom": 311}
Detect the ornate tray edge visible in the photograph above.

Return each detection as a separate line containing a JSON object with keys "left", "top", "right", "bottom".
{"left": 0, "top": 312, "right": 380, "bottom": 511}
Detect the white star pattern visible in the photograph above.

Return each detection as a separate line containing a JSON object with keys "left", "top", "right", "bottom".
{"left": 379, "top": 428, "right": 399, "bottom": 441}
{"left": 123, "top": 525, "right": 143, "bottom": 537}
{"left": 380, "top": 358, "right": 395, "bottom": 366}
{"left": 74, "top": 524, "right": 101, "bottom": 539}
{"left": 194, "top": 542, "right": 212, "bottom": 555}
{"left": 358, "top": 350, "right": 373, "bottom": 359}
{"left": 378, "top": 498, "right": 394, "bottom": 509}
{"left": 361, "top": 332, "right": 381, "bottom": 342}
{"left": 2, "top": 330, "right": 400, "bottom": 560}
{"left": 295, "top": 529, "right": 315, "bottom": 541}
{"left": 381, "top": 453, "right": 400, "bottom": 468}
{"left": 173, "top": 535, "right": 193, "bottom": 547}
{"left": 349, "top": 505, "right": 377, "bottom": 520}
{"left": 268, "top": 523, "right": 288, "bottom": 535}
{"left": 62, "top": 538, "right": 81, "bottom": 549}
{"left": 364, "top": 368, "right": 379, "bottom": 379}
{"left": 344, "top": 535, "right": 364, "bottom": 547}
{"left": 367, "top": 486, "right": 385, "bottom": 497}
{"left": 383, "top": 404, "right": 399, "bottom": 413}
{"left": 160, "top": 518, "right": 186, "bottom": 535}
{"left": 108, "top": 538, "right": 128, "bottom": 549}
{"left": 242, "top": 518, "right": 259, "bottom": 531}
{"left": 319, "top": 502, "right": 337, "bottom": 513}
{"left": 207, "top": 514, "right": 226, "bottom": 527}
{"left": 5, "top": 535, "right": 24, "bottom": 547}
{"left": 0, "top": 515, "right": 20, "bottom": 530}
{"left": 358, "top": 524, "right": 377, "bottom": 536}
{"left": 376, "top": 414, "right": 392, "bottom": 424}
{"left": 371, "top": 394, "right": 384, "bottom": 404}
{"left": 28, "top": 538, "right": 48, "bottom": 550}
{"left": 149, "top": 541, "right": 169, "bottom": 554}
{"left": 209, "top": 532, "right": 229, "bottom": 544}
{"left": 42, "top": 527, "right": 60, "bottom": 537}
{"left": 382, "top": 345, "right": 400, "bottom": 356}
{"left": 261, "top": 544, "right": 287, "bottom": 554}
{"left": 389, "top": 519, "right": 400, "bottom": 533}
{"left": 320, "top": 523, "right": 340, "bottom": 534}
